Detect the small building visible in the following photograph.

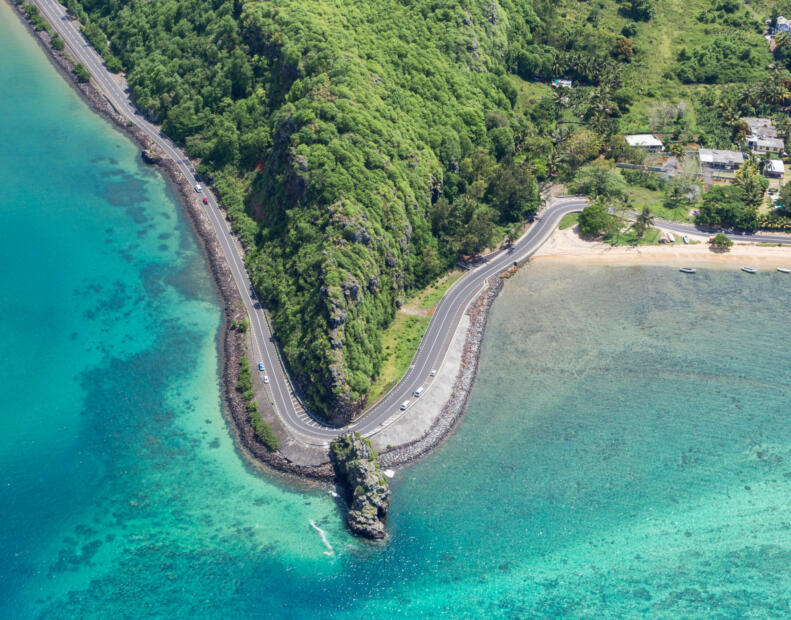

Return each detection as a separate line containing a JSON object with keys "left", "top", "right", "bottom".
{"left": 698, "top": 149, "right": 744, "bottom": 171}
{"left": 552, "top": 78, "right": 573, "bottom": 89}
{"left": 765, "top": 159, "right": 785, "bottom": 178}
{"left": 741, "top": 117, "right": 778, "bottom": 139}
{"left": 747, "top": 135, "right": 785, "bottom": 154}
{"left": 768, "top": 16, "right": 791, "bottom": 33}
{"left": 624, "top": 134, "right": 664, "bottom": 152}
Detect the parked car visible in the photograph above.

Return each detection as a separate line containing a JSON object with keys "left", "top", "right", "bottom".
{"left": 202, "top": 197, "right": 208, "bottom": 205}
{"left": 194, "top": 183, "right": 202, "bottom": 193}
{"left": 400, "top": 400, "right": 409, "bottom": 411}
{"left": 430, "top": 369, "right": 437, "bottom": 377}
{"left": 414, "top": 386, "right": 424, "bottom": 397}
{"left": 263, "top": 375, "right": 269, "bottom": 384}
{"left": 258, "top": 362, "right": 264, "bottom": 371}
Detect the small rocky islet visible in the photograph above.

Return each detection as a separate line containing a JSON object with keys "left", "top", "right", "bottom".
{"left": 330, "top": 433, "right": 391, "bottom": 540}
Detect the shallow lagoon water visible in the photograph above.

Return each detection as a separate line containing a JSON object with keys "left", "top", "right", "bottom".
{"left": 3, "top": 5, "right": 791, "bottom": 618}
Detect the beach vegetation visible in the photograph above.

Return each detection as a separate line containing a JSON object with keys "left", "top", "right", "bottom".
{"left": 50, "top": 33, "right": 65, "bottom": 52}
{"left": 237, "top": 356, "right": 278, "bottom": 450}
{"left": 559, "top": 213, "right": 579, "bottom": 230}
{"left": 632, "top": 207, "right": 654, "bottom": 238}
{"left": 578, "top": 202, "right": 620, "bottom": 238}
{"left": 21, "top": 3, "right": 50, "bottom": 32}
{"left": 72, "top": 63, "right": 90, "bottom": 83}
{"left": 710, "top": 232, "right": 733, "bottom": 250}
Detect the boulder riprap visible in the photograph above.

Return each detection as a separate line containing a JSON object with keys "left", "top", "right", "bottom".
{"left": 330, "top": 433, "right": 391, "bottom": 540}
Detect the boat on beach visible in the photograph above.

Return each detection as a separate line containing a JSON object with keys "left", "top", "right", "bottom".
{"left": 778, "top": 268, "right": 790, "bottom": 274}
{"left": 741, "top": 266, "right": 757, "bottom": 274}
{"left": 679, "top": 267, "right": 696, "bottom": 274}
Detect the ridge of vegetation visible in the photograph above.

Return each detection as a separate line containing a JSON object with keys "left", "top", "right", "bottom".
{"left": 67, "top": 0, "right": 791, "bottom": 421}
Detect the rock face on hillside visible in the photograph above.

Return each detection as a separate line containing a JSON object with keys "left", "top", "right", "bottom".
{"left": 330, "top": 433, "right": 391, "bottom": 540}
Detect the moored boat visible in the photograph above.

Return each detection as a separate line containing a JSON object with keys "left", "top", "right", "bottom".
{"left": 741, "top": 266, "right": 757, "bottom": 274}
{"left": 778, "top": 267, "right": 790, "bottom": 274}
{"left": 679, "top": 267, "right": 696, "bottom": 274}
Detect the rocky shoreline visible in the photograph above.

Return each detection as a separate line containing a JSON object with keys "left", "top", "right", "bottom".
{"left": 379, "top": 277, "right": 503, "bottom": 468}
{"left": 12, "top": 2, "right": 509, "bottom": 490}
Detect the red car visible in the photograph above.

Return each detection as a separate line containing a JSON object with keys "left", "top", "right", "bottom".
{"left": 202, "top": 197, "right": 208, "bottom": 205}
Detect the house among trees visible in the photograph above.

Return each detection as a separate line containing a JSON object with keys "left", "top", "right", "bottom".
{"left": 741, "top": 117, "right": 785, "bottom": 155}
{"left": 552, "top": 78, "right": 573, "bottom": 89}
{"left": 624, "top": 134, "right": 663, "bottom": 152}
{"left": 764, "top": 159, "right": 785, "bottom": 178}
{"left": 767, "top": 15, "right": 791, "bottom": 34}
{"left": 698, "top": 149, "right": 744, "bottom": 171}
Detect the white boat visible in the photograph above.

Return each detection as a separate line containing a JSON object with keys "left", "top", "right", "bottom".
{"left": 741, "top": 266, "right": 757, "bottom": 274}
{"left": 679, "top": 267, "right": 696, "bottom": 274}
{"left": 778, "top": 268, "right": 790, "bottom": 274}
{"left": 667, "top": 232, "right": 676, "bottom": 243}
{"left": 683, "top": 234, "right": 689, "bottom": 244}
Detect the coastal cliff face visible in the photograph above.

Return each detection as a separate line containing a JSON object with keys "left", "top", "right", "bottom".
{"left": 330, "top": 433, "right": 391, "bottom": 540}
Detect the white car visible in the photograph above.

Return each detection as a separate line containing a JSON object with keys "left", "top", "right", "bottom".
{"left": 194, "top": 183, "right": 202, "bottom": 193}
{"left": 400, "top": 400, "right": 409, "bottom": 411}
{"left": 430, "top": 369, "right": 437, "bottom": 377}
{"left": 263, "top": 375, "right": 269, "bottom": 384}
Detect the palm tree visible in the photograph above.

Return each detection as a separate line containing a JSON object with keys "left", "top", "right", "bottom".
{"left": 669, "top": 142, "right": 685, "bottom": 161}
{"left": 633, "top": 207, "right": 654, "bottom": 238}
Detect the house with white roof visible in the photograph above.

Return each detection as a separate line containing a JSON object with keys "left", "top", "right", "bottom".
{"left": 624, "top": 134, "right": 663, "bottom": 152}
{"left": 765, "top": 159, "right": 785, "bottom": 178}
{"left": 698, "top": 149, "right": 744, "bottom": 171}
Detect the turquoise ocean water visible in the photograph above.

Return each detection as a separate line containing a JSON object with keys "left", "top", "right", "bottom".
{"left": 3, "top": 6, "right": 791, "bottom": 617}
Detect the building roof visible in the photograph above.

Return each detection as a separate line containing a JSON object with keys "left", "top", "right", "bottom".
{"left": 751, "top": 137, "right": 785, "bottom": 151}
{"left": 552, "top": 79, "right": 572, "bottom": 88}
{"left": 742, "top": 118, "right": 778, "bottom": 140}
{"left": 742, "top": 117, "right": 773, "bottom": 129}
{"left": 624, "top": 134, "right": 663, "bottom": 148}
{"left": 766, "top": 159, "right": 785, "bottom": 174}
{"left": 698, "top": 149, "right": 744, "bottom": 166}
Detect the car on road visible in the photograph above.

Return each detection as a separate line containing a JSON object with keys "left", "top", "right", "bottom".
{"left": 430, "top": 369, "right": 437, "bottom": 376}
{"left": 263, "top": 375, "right": 269, "bottom": 384}
{"left": 258, "top": 362, "right": 264, "bottom": 371}
{"left": 194, "top": 183, "right": 202, "bottom": 193}
{"left": 202, "top": 197, "right": 208, "bottom": 205}
{"left": 400, "top": 400, "right": 409, "bottom": 411}
{"left": 413, "top": 386, "right": 424, "bottom": 397}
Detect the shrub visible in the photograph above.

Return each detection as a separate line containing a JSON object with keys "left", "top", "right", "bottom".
{"left": 51, "top": 34, "right": 65, "bottom": 51}
{"left": 578, "top": 202, "right": 619, "bottom": 238}
{"left": 710, "top": 232, "right": 733, "bottom": 250}
{"left": 248, "top": 403, "right": 279, "bottom": 451}
{"left": 72, "top": 63, "right": 90, "bottom": 83}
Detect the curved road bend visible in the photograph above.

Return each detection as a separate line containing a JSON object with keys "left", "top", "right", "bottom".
{"left": 30, "top": 0, "right": 791, "bottom": 445}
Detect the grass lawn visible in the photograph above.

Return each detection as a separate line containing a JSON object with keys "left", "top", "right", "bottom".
{"left": 368, "top": 313, "right": 430, "bottom": 404}
{"left": 559, "top": 212, "right": 579, "bottom": 230}
{"left": 605, "top": 227, "right": 664, "bottom": 246}
{"left": 626, "top": 185, "right": 693, "bottom": 223}
{"left": 367, "top": 269, "right": 464, "bottom": 404}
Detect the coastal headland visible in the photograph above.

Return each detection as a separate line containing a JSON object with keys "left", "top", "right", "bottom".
{"left": 8, "top": 0, "right": 542, "bottom": 537}
{"left": 15, "top": 0, "right": 791, "bottom": 540}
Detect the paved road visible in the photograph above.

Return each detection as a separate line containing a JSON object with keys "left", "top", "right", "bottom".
{"left": 28, "top": 0, "right": 791, "bottom": 445}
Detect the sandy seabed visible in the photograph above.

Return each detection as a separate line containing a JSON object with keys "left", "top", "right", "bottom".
{"left": 533, "top": 226, "right": 791, "bottom": 269}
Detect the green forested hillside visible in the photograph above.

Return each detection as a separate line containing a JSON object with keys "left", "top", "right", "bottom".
{"left": 65, "top": 0, "right": 788, "bottom": 420}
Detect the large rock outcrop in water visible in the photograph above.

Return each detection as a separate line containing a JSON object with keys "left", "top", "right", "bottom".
{"left": 330, "top": 433, "right": 391, "bottom": 540}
